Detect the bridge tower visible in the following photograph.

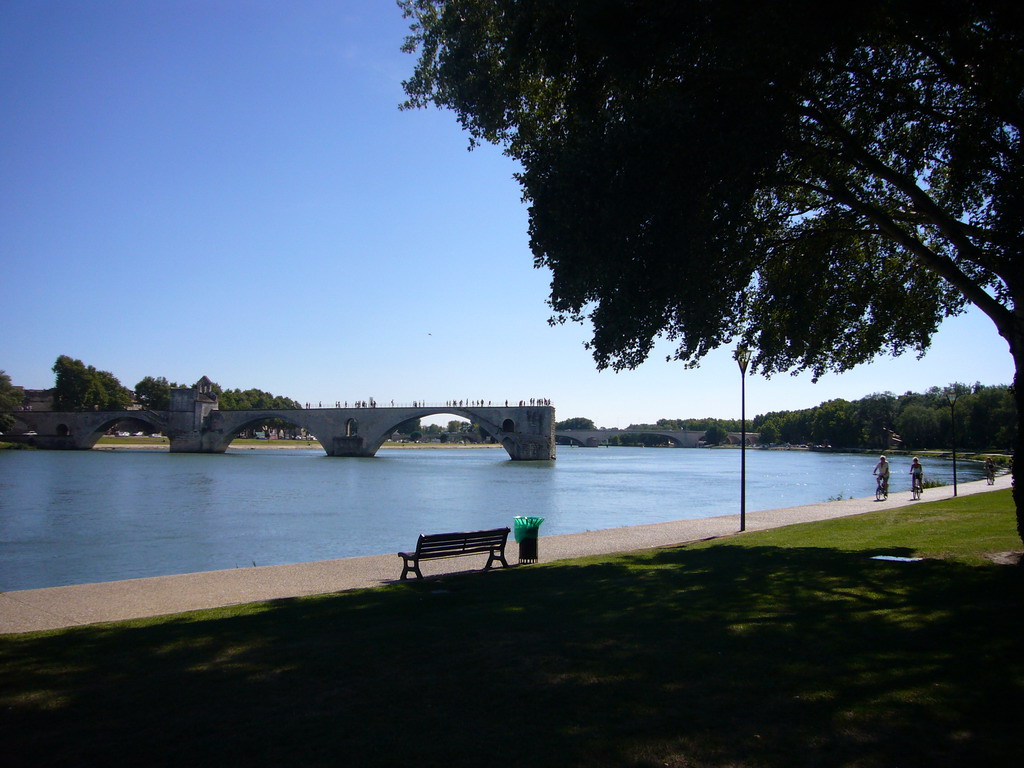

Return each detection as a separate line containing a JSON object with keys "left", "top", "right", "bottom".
{"left": 167, "top": 376, "right": 220, "bottom": 452}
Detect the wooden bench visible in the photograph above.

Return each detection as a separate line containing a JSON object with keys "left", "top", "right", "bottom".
{"left": 398, "top": 527, "right": 511, "bottom": 580}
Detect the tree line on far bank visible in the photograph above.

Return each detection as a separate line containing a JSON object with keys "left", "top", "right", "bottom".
{"left": 557, "top": 383, "right": 1016, "bottom": 452}
{"left": 41, "top": 356, "right": 303, "bottom": 412}
{"left": 555, "top": 416, "right": 744, "bottom": 447}
{"left": 755, "top": 384, "right": 1016, "bottom": 452}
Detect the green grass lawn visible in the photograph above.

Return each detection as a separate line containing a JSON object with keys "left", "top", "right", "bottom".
{"left": 95, "top": 435, "right": 170, "bottom": 446}
{"left": 2, "top": 492, "right": 1022, "bottom": 767}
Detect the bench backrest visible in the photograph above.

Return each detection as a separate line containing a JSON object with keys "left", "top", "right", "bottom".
{"left": 416, "top": 527, "right": 510, "bottom": 557}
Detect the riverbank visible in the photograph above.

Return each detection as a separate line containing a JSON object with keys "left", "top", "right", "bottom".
{"left": 1, "top": 473, "right": 1011, "bottom": 634}
{"left": 2, "top": 480, "right": 1020, "bottom": 768}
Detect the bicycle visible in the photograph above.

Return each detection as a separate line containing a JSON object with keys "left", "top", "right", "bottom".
{"left": 911, "top": 475, "right": 923, "bottom": 500}
{"left": 986, "top": 465, "right": 996, "bottom": 485}
{"left": 875, "top": 474, "right": 889, "bottom": 501}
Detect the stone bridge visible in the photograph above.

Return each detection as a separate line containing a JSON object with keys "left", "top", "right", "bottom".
{"left": 556, "top": 428, "right": 758, "bottom": 447}
{"left": 1, "top": 409, "right": 170, "bottom": 450}
{"left": 198, "top": 404, "right": 555, "bottom": 460}
{"left": 3, "top": 381, "right": 556, "bottom": 461}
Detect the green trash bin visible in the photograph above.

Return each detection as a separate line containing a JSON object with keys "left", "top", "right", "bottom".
{"left": 513, "top": 516, "right": 544, "bottom": 564}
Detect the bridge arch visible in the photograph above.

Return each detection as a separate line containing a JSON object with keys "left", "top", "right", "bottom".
{"left": 357, "top": 407, "right": 488, "bottom": 456}
{"left": 342, "top": 406, "right": 548, "bottom": 461}
{"left": 72, "top": 413, "right": 168, "bottom": 448}
{"left": 95, "top": 415, "right": 164, "bottom": 434}
{"left": 556, "top": 434, "right": 588, "bottom": 447}
{"left": 206, "top": 412, "right": 321, "bottom": 453}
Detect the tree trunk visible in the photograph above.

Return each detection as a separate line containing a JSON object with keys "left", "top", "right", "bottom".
{"left": 1014, "top": 358, "right": 1024, "bottom": 546}
{"left": 984, "top": 297, "right": 1023, "bottom": 548}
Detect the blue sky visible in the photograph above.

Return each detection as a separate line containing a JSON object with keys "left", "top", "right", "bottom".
{"left": 1, "top": 0, "right": 1014, "bottom": 429}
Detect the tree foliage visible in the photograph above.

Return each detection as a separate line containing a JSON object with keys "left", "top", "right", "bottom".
{"left": 896, "top": 403, "right": 941, "bottom": 449}
{"left": 395, "top": 418, "right": 422, "bottom": 434}
{"left": 556, "top": 416, "right": 596, "bottom": 430}
{"left": 754, "top": 383, "right": 1015, "bottom": 451}
{"left": 652, "top": 417, "right": 745, "bottom": 433}
{"left": 212, "top": 385, "right": 302, "bottom": 411}
{"left": 605, "top": 432, "right": 674, "bottom": 447}
{"left": 0, "top": 370, "right": 20, "bottom": 431}
{"left": 702, "top": 424, "right": 729, "bottom": 446}
{"left": 209, "top": 384, "right": 303, "bottom": 437}
{"left": 402, "top": 0, "right": 1021, "bottom": 372}
{"left": 51, "top": 355, "right": 133, "bottom": 411}
{"left": 401, "top": 0, "right": 1024, "bottom": 539}
{"left": 133, "top": 376, "right": 180, "bottom": 411}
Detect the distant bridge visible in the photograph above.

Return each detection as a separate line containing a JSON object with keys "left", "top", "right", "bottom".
{"left": 2, "top": 380, "right": 556, "bottom": 461}
{"left": 555, "top": 428, "right": 758, "bottom": 447}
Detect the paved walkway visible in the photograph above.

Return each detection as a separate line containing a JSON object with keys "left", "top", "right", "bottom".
{"left": 0, "top": 475, "right": 1011, "bottom": 634}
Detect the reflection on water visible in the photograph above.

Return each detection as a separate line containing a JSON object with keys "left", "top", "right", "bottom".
{"left": 0, "top": 447, "right": 984, "bottom": 590}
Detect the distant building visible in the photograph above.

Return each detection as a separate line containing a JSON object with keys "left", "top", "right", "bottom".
{"left": 19, "top": 388, "right": 54, "bottom": 411}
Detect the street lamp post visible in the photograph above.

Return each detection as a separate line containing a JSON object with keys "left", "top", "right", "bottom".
{"left": 735, "top": 347, "right": 752, "bottom": 532}
{"left": 946, "top": 388, "right": 959, "bottom": 496}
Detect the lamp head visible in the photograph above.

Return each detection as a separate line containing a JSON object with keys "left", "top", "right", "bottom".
{"left": 734, "top": 346, "right": 752, "bottom": 374}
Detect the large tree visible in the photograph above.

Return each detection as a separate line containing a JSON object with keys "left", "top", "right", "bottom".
{"left": 133, "top": 376, "right": 180, "bottom": 411}
{"left": 401, "top": 0, "right": 1024, "bottom": 540}
{"left": 0, "top": 370, "right": 21, "bottom": 432}
{"left": 52, "top": 355, "right": 133, "bottom": 411}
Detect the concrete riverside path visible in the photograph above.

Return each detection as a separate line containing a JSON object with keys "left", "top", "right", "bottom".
{"left": 1, "top": 475, "right": 1011, "bottom": 634}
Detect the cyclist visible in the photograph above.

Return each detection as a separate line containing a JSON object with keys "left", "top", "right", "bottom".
{"left": 985, "top": 458, "right": 996, "bottom": 484}
{"left": 873, "top": 455, "right": 890, "bottom": 499}
{"left": 909, "top": 456, "right": 924, "bottom": 496}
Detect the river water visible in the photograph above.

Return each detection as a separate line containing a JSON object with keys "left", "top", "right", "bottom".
{"left": 0, "top": 447, "right": 983, "bottom": 591}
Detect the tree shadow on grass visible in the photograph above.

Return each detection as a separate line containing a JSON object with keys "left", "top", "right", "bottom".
{"left": 2, "top": 544, "right": 1022, "bottom": 767}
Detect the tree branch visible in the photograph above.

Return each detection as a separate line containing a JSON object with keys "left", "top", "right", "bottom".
{"left": 800, "top": 98, "right": 999, "bottom": 267}
{"left": 822, "top": 177, "right": 1013, "bottom": 337}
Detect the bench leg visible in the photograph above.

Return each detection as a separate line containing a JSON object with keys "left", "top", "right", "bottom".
{"left": 485, "top": 549, "right": 510, "bottom": 570}
{"left": 399, "top": 556, "right": 423, "bottom": 581}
